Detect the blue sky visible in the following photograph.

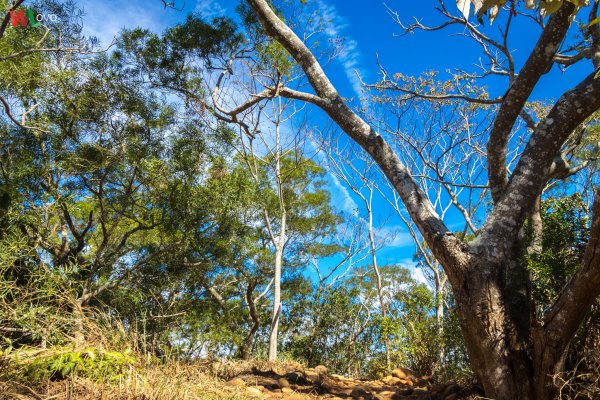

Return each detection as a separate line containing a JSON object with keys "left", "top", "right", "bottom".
{"left": 72, "top": 0, "right": 597, "bottom": 283}
{"left": 76, "top": 0, "right": 591, "bottom": 99}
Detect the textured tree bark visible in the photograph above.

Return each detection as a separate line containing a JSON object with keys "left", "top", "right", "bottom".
{"left": 452, "top": 260, "right": 535, "bottom": 399}
{"left": 486, "top": 2, "right": 575, "bottom": 203}
{"left": 433, "top": 270, "right": 446, "bottom": 372}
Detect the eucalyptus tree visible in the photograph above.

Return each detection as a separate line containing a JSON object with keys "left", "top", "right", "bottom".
{"left": 119, "top": 10, "right": 345, "bottom": 361}
{"left": 231, "top": 96, "right": 304, "bottom": 362}
{"left": 212, "top": 0, "right": 600, "bottom": 398}
{"left": 314, "top": 133, "right": 398, "bottom": 372}
{"left": 249, "top": 152, "right": 342, "bottom": 361}
{"left": 293, "top": 215, "right": 370, "bottom": 367}
{"left": 370, "top": 91, "right": 492, "bottom": 373}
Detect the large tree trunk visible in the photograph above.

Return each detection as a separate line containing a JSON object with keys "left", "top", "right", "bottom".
{"left": 454, "top": 190, "right": 600, "bottom": 399}
{"left": 452, "top": 259, "right": 577, "bottom": 400}
{"left": 452, "top": 261, "right": 535, "bottom": 399}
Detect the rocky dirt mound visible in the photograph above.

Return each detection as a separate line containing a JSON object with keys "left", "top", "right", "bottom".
{"left": 226, "top": 365, "right": 469, "bottom": 399}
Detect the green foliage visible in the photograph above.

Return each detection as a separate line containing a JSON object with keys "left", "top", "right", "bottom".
{"left": 437, "top": 304, "right": 472, "bottom": 381}
{"left": 0, "top": 1, "right": 474, "bottom": 387}
{"left": 257, "top": 40, "right": 294, "bottom": 76}
{"left": 523, "top": 193, "right": 600, "bottom": 397}
{"left": 165, "top": 15, "right": 242, "bottom": 59}
{"left": 0, "top": 252, "right": 81, "bottom": 348}
{"left": 282, "top": 263, "right": 464, "bottom": 378}
{"left": 528, "top": 194, "right": 590, "bottom": 312}
{"left": 20, "top": 347, "right": 136, "bottom": 382}
{"left": 1, "top": 0, "right": 561, "bottom": 389}
{"left": 117, "top": 13, "right": 242, "bottom": 90}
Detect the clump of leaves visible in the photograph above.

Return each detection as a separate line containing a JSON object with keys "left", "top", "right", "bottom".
{"left": 457, "top": 0, "right": 589, "bottom": 23}
{"left": 19, "top": 347, "right": 136, "bottom": 382}
{"left": 257, "top": 40, "right": 294, "bottom": 76}
{"left": 527, "top": 193, "right": 589, "bottom": 314}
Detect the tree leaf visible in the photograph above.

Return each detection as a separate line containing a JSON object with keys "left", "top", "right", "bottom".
{"left": 477, "top": 0, "right": 507, "bottom": 23}
{"left": 585, "top": 16, "right": 600, "bottom": 28}
{"left": 540, "top": 0, "right": 564, "bottom": 18}
{"left": 457, "top": 0, "right": 471, "bottom": 19}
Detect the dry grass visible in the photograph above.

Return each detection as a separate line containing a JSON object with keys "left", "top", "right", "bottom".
{"left": 0, "top": 272, "right": 310, "bottom": 400}
{"left": 0, "top": 334, "right": 307, "bottom": 400}
{"left": 0, "top": 360, "right": 259, "bottom": 400}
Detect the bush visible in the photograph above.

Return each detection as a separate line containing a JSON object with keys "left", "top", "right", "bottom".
{"left": 7, "top": 347, "right": 137, "bottom": 383}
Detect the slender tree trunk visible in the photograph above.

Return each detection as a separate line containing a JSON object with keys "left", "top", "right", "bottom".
{"left": 268, "top": 98, "right": 287, "bottom": 362}
{"left": 241, "top": 322, "right": 259, "bottom": 361}
{"left": 367, "top": 202, "right": 390, "bottom": 371}
{"left": 307, "top": 288, "right": 323, "bottom": 365}
{"left": 241, "top": 283, "right": 260, "bottom": 360}
{"left": 433, "top": 272, "right": 445, "bottom": 371}
{"left": 268, "top": 238, "right": 284, "bottom": 361}
{"left": 241, "top": 315, "right": 259, "bottom": 360}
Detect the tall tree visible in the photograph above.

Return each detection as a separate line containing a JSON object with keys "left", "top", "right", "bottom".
{"left": 213, "top": 1, "right": 600, "bottom": 398}
{"left": 315, "top": 134, "right": 396, "bottom": 372}
{"left": 240, "top": 149, "right": 341, "bottom": 361}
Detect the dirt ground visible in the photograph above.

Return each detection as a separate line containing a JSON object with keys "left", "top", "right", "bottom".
{"left": 0, "top": 360, "right": 478, "bottom": 400}
{"left": 226, "top": 365, "right": 474, "bottom": 400}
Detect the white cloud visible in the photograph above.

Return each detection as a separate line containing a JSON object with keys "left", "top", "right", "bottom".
{"left": 303, "top": 134, "right": 360, "bottom": 214}
{"left": 313, "top": 0, "right": 368, "bottom": 107}
{"left": 195, "top": 1, "right": 226, "bottom": 19}
{"left": 79, "top": 0, "right": 168, "bottom": 47}
{"left": 377, "top": 225, "right": 415, "bottom": 248}
{"left": 328, "top": 170, "right": 360, "bottom": 214}
{"left": 410, "top": 267, "right": 428, "bottom": 285}
{"left": 395, "top": 258, "right": 429, "bottom": 286}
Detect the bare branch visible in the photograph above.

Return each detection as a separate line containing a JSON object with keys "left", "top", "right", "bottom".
{"left": 246, "top": 0, "right": 470, "bottom": 278}
{"left": 487, "top": 2, "right": 576, "bottom": 203}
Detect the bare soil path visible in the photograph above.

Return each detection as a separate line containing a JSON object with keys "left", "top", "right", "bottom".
{"left": 226, "top": 365, "right": 472, "bottom": 400}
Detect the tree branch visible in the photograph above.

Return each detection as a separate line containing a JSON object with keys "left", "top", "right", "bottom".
{"left": 482, "top": 69, "right": 600, "bottom": 253}
{"left": 487, "top": 2, "right": 575, "bottom": 203}
{"left": 246, "top": 0, "right": 470, "bottom": 278}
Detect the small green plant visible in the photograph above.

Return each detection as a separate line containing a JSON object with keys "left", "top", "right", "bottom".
{"left": 22, "top": 347, "right": 136, "bottom": 382}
